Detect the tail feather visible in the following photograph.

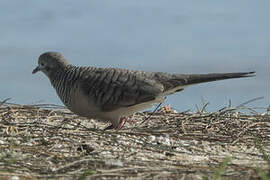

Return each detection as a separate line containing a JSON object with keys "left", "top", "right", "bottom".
{"left": 161, "top": 71, "right": 255, "bottom": 95}
{"left": 181, "top": 71, "right": 255, "bottom": 85}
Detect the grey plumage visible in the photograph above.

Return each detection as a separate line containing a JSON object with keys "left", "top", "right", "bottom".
{"left": 32, "top": 52, "right": 255, "bottom": 129}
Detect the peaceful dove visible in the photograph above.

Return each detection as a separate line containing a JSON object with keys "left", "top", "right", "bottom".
{"left": 32, "top": 52, "right": 255, "bottom": 130}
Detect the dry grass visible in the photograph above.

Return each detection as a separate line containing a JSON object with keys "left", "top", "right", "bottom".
{"left": 0, "top": 101, "right": 269, "bottom": 180}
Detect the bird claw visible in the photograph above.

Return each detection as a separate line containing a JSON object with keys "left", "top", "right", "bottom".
{"left": 104, "top": 117, "right": 136, "bottom": 131}
{"left": 115, "top": 117, "right": 128, "bottom": 130}
{"left": 116, "top": 116, "right": 136, "bottom": 130}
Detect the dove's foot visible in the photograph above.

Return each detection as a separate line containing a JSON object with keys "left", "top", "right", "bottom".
{"left": 116, "top": 116, "right": 136, "bottom": 130}
{"left": 104, "top": 117, "right": 136, "bottom": 131}
{"left": 115, "top": 117, "right": 128, "bottom": 130}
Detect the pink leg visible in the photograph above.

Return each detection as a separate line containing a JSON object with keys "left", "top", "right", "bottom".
{"left": 115, "top": 117, "right": 127, "bottom": 130}
{"left": 115, "top": 117, "right": 136, "bottom": 130}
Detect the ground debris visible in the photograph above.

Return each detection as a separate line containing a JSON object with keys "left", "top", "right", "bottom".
{"left": 0, "top": 104, "right": 269, "bottom": 180}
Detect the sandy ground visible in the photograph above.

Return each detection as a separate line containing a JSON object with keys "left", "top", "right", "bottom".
{"left": 0, "top": 103, "right": 269, "bottom": 180}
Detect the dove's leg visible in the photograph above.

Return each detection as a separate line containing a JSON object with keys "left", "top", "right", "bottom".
{"left": 115, "top": 117, "right": 128, "bottom": 130}
{"left": 104, "top": 116, "right": 136, "bottom": 131}
{"left": 116, "top": 116, "right": 137, "bottom": 130}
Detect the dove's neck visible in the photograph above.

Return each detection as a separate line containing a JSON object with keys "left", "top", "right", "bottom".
{"left": 49, "top": 65, "right": 77, "bottom": 106}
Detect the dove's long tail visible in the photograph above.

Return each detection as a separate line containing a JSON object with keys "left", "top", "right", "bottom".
{"left": 181, "top": 71, "right": 255, "bottom": 85}
{"left": 161, "top": 71, "right": 255, "bottom": 95}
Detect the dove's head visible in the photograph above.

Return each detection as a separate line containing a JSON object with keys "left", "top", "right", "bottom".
{"left": 32, "top": 52, "right": 70, "bottom": 77}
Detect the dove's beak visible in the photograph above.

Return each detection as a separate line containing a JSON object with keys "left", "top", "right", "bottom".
{"left": 32, "top": 66, "right": 40, "bottom": 74}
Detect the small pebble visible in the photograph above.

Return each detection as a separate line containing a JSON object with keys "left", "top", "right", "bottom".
{"left": 105, "top": 159, "right": 124, "bottom": 167}
{"left": 11, "top": 176, "right": 19, "bottom": 180}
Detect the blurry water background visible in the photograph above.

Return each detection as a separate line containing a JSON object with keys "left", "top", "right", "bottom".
{"left": 0, "top": 1, "right": 269, "bottom": 112}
